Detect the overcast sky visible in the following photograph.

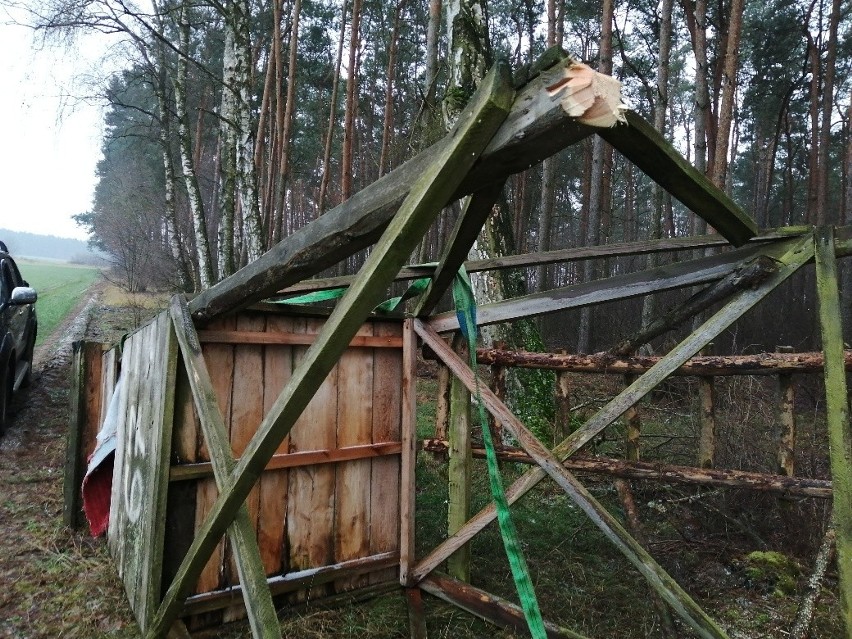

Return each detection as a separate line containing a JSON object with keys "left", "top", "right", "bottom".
{"left": 0, "top": 17, "right": 115, "bottom": 241}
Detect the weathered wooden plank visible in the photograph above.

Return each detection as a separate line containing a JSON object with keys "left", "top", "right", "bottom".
{"left": 198, "top": 330, "right": 402, "bottom": 348}
{"left": 168, "top": 298, "right": 281, "bottom": 639}
{"left": 466, "top": 347, "right": 851, "bottom": 376}
{"left": 599, "top": 110, "right": 756, "bottom": 246}
{"left": 182, "top": 552, "right": 399, "bottom": 616}
{"left": 276, "top": 231, "right": 797, "bottom": 297}
{"left": 814, "top": 226, "right": 852, "bottom": 635}
{"left": 428, "top": 237, "right": 801, "bottom": 332}
{"left": 414, "top": 181, "right": 506, "bottom": 316}
{"left": 400, "top": 320, "right": 418, "bottom": 587}
{"left": 412, "top": 236, "right": 815, "bottom": 583}
{"left": 194, "top": 314, "right": 236, "bottom": 598}
{"left": 257, "top": 314, "right": 293, "bottom": 575}
{"left": 222, "top": 312, "right": 267, "bottom": 623}
{"left": 421, "top": 573, "right": 589, "bottom": 639}
{"left": 170, "top": 442, "right": 403, "bottom": 481}
{"left": 147, "top": 64, "right": 514, "bottom": 637}
{"left": 370, "top": 321, "right": 403, "bottom": 585}
{"left": 422, "top": 330, "right": 730, "bottom": 639}
{"left": 287, "top": 318, "right": 338, "bottom": 599}
{"left": 107, "top": 313, "right": 179, "bottom": 632}
{"left": 334, "top": 322, "right": 374, "bottom": 592}
{"left": 422, "top": 440, "right": 833, "bottom": 498}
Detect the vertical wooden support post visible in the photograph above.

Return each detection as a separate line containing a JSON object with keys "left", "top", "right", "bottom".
{"left": 434, "top": 364, "right": 451, "bottom": 440}
{"left": 777, "top": 373, "right": 796, "bottom": 477}
{"left": 405, "top": 588, "right": 429, "bottom": 639}
{"left": 447, "top": 333, "right": 472, "bottom": 582}
{"left": 63, "top": 341, "right": 105, "bottom": 528}
{"left": 489, "top": 345, "right": 507, "bottom": 446}
{"left": 814, "top": 226, "right": 852, "bottom": 635}
{"left": 697, "top": 377, "right": 716, "bottom": 469}
{"left": 400, "top": 319, "right": 418, "bottom": 587}
{"left": 554, "top": 364, "right": 572, "bottom": 446}
{"left": 623, "top": 373, "right": 640, "bottom": 462}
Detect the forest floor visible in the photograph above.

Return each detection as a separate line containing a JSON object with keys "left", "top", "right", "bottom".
{"left": 0, "top": 279, "right": 846, "bottom": 638}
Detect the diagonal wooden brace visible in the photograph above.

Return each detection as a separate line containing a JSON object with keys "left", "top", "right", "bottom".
{"left": 412, "top": 235, "right": 815, "bottom": 583}
{"left": 814, "top": 226, "right": 852, "bottom": 635}
{"left": 415, "top": 319, "right": 729, "bottom": 639}
{"left": 145, "top": 61, "right": 515, "bottom": 639}
{"left": 168, "top": 296, "right": 281, "bottom": 639}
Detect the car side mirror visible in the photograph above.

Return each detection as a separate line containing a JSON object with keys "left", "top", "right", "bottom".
{"left": 10, "top": 287, "right": 37, "bottom": 305}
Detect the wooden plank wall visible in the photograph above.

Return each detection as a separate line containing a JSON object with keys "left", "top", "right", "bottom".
{"left": 107, "top": 312, "right": 179, "bottom": 632}
{"left": 163, "top": 311, "right": 405, "bottom": 625}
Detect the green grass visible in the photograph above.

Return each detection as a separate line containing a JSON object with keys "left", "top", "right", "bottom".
{"left": 16, "top": 259, "right": 102, "bottom": 346}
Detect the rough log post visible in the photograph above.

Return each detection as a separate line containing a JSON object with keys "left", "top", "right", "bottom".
{"left": 405, "top": 588, "right": 428, "bottom": 639}
{"left": 814, "top": 226, "right": 852, "bottom": 635}
{"left": 400, "top": 320, "right": 418, "bottom": 587}
{"left": 697, "top": 377, "right": 716, "bottom": 469}
{"left": 554, "top": 354, "right": 572, "bottom": 445}
{"left": 777, "top": 373, "right": 796, "bottom": 477}
{"left": 623, "top": 373, "right": 640, "bottom": 462}
{"left": 434, "top": 364, "right": 451, "bottom": 441}
{"left": 489, "top": 342, "right": 508, "bottom": 446}
{"left": 447, "top": 334, "right": 472, "bottom": 581}
{"left": 776, "top": 346, "right": 797, "bottom": 477}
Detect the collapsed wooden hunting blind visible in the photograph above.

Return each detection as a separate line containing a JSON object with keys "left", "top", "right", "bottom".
{"left": 64, "top": 53, "right": 852, "bottom": 638}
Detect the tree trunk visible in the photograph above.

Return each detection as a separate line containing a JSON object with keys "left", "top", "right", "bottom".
{"left": 379, "top": 1, "right": 404, "bottom": 177}
{"left": 817, "top": 0, "right": 841, "bottom": 225}
{"left": 218, "top": 17, "right": 239, "bottom": 278}
{"left": 710, "top": 0, "right": 743, "bottom": 189}
{"left": 175, "top": 1, "right": 215, "bottom": 288}
{"left": 233, "top": 0, "right": 265, "bottom": 262}
{"left": 275, "top": 0, "right": 302, "bottom": 239}
{"left": 638, "top": 0, "right": 672, "bottom": 352}
{"left": 317, "top": 0, "right": 348, "bottom": 215}
{"left": 341, "top": 0, "right": 363, "bottom": 202}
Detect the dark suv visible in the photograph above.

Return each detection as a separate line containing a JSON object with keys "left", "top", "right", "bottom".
{"left": 0, "top": 241, "right": 37, "bottom": 434}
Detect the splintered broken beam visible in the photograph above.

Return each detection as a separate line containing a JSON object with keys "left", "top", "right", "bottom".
{"left": 189, "top": 53, "right": 756, "bottom": 324}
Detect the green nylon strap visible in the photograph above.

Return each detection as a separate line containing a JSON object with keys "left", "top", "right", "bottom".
{"left": 452, "top": 267, "right": 548, "bottom": 639}
{"left": 270, "top": 277, "right": 432, "bottom": 313}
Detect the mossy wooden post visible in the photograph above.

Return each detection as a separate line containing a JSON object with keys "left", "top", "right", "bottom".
{"left": 448, "top": 333, "right": 472, "bottom": 581}
{"left": 435, "top": 364, "right": 451, "bottom": 440}
{"left": 147, "top": 65, "right": 514, "bottom": 638}
{"left": 489, "top": 341, "right": 507, "bottom": 446}
{"left": 623, "top": 374, "right": 640, "bottom": 462}
{"left": 697, "top": 377, "right": 716, "bottom": 469}
{"left": 776, "top": 345, "right": 796, "bottom": 477}
{"left": 814, "top": 226, "right": 852, "bottom": 636}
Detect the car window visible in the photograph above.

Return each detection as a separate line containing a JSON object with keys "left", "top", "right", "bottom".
{"left": 0, "top": 260, "right": 15, "bottom": 303}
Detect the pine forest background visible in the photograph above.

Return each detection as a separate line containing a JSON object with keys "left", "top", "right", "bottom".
{"left": 18, "top": 0, "right": 852, "bottom": 355}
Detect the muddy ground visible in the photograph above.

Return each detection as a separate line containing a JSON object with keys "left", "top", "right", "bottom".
{"left": 0, "top": 283, "right": 142, "bottom": 638}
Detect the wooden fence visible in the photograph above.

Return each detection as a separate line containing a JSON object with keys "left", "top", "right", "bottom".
{"left": 66, "top": 308, "right": 405, "bottom": 630}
